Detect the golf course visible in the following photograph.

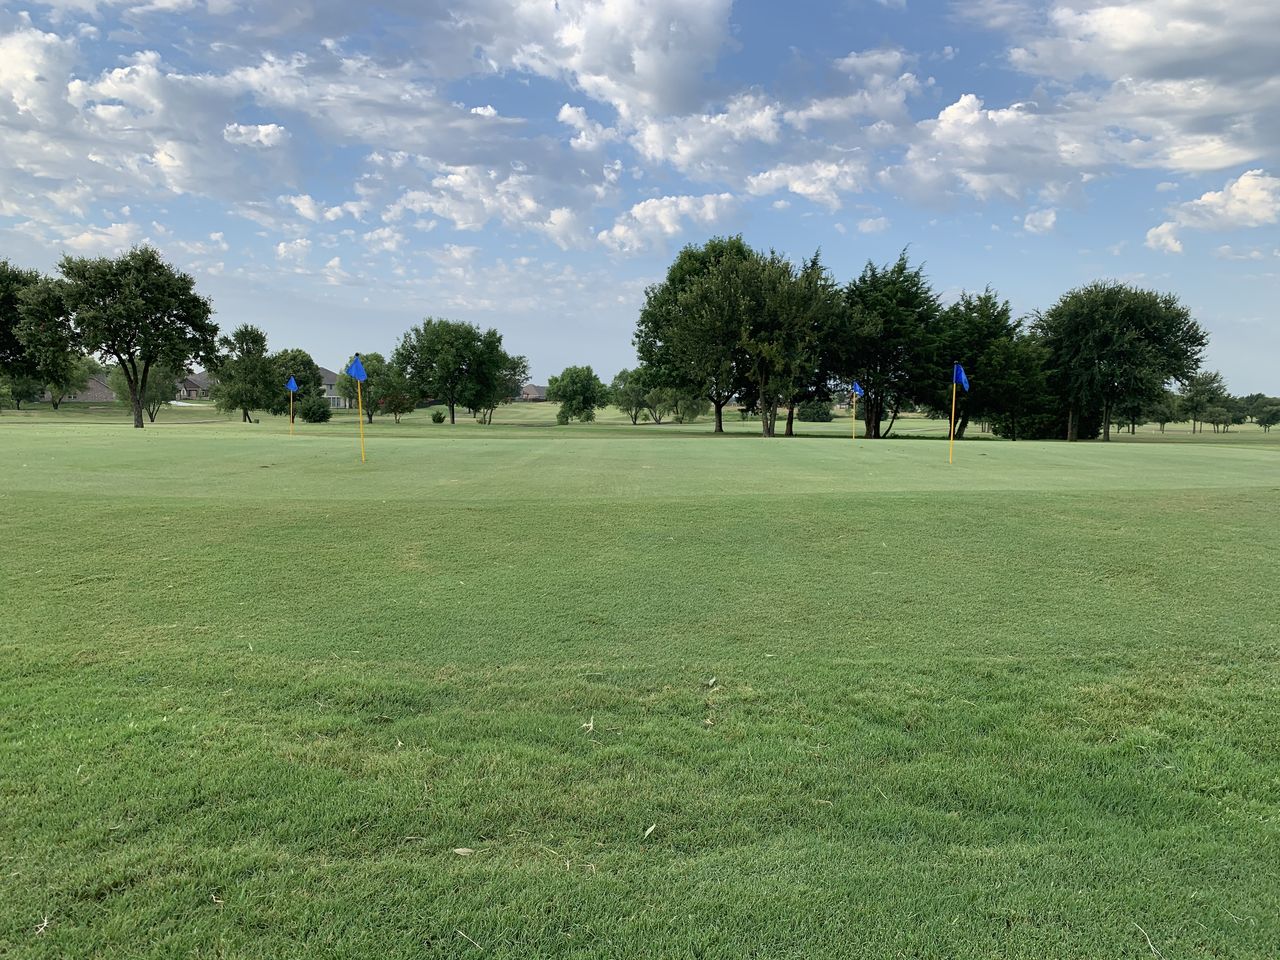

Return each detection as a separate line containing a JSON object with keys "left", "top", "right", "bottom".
{"left": 2, "top": 405, "right": 1277, "bottom": 958}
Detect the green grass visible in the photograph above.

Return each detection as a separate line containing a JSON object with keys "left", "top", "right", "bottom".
{"left": 2, "top": 409, "right": 1277, "bottom": 958}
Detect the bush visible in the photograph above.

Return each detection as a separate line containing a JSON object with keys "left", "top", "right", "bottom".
{"left": 299, "top": 395, "right": 332, "bottom": 423}
{"left": 431, "top": 410, "right": 446, "bottom": 423}
{"left": 796, "top": 400, "right": 834, "bottom": 422}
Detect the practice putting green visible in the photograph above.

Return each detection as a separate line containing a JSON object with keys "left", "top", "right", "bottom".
{"left": 2, "top": 412, "right": 1277, "bottom": 958}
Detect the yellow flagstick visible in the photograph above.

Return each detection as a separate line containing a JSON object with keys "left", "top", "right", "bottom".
{"left": 289, "top": 390, "right": 294, "bottom": 437}
{"left": 851, "top": 392, "right": 857, "bottom": 443}
{"left": 356, "top": 380, "right": 367, "bottom": 463}
{"left": 948, "top": 377, "right": 958, "bottom": 464}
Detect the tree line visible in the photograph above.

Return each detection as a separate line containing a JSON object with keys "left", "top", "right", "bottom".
{"left": 558, "top": 236, "right": 1226, "bottom": 442}
{"left": 3, "top": 243, "right": 1275, "bottom": 437}
{"left": 0, "top": 248, "right": 529, "bottom": 429}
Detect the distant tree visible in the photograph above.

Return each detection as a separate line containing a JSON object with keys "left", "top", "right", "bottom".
{"left": 670, "top": 391, "right": 709, "bottom": 424}
{"left": 610, "top": 367, "right": 649, "bottom": 425}
{"left": 375, "top": 364, "right": 417, "bottom": 423}
{"left": 979, "top": 331, "right": 1053, "bottom": 441}
{"left": 46, "top": 356, "right": 99, "bottom": 409}
{"left": 1, "top": 371, "right": 44, "bottom": 409}
{"left": 1255, "top": 403, "right": 1280, "bottom": 433}
{"left": 16, "top": 278, "right": 88, "bottom": 408}
{"left": 212, "top": 324, "right": 275, "bottom": 422}
{"left": 1240, "top": 392, "right": 1267, "bottom": 422}
{"left": 0, "top": 259, "right": 41, "bottom": 375}
{"left": 1036, "top": 282, "right": 1206, "bottom": 441}
{"left": 837, "top": 250, "right": 941, "bottom": 439}
{"left": 1179, "top": 370, "right": 1228, "bottom": 434}
{"left": 547, "top": 365, "right": 608, "bottom": 424}
{"left": 462, "top": 331, "right": 528, "bottom": 425}
{"left": 933, "top": 289, "right": 1020, "bottom": 438}
{"left": 635, "top": 236, "right": 755, "bottom": 433}
{"left": 392, "top": 317, "right": 482, "bottom": 424}
{"left": 109, "top": 363, "right": 181, "bottom": 422}
{"left": 337, "top": 351, "right": 387, "bottom": 423}
{"left": 1144, "top": 390, "right": 1182, "bottom": 434}
{"left": 46, "top": 247, "right": 217, "bottom": 428}
{"left": 267, "top": 348, "right": 323, "bottom": 419}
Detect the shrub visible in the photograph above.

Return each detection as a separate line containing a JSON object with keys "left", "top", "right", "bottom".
{"left": 797, "top": 400, "right": 834, "bottom": 422}
{"left": 299, "top": 395, "right": 332, "bottom": 423}
{"left": 431, "top": 410, "right": 446, "bottom": 423}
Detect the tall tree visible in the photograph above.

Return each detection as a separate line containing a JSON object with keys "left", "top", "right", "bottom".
{"left": 547, "top": 365, "right": 608, "bottom": 424}
{"left": 45, "top": 247, "right": 217, "bottom": 428}
{"left": 1035, "top": 282, "right": 1206, "bottom": 441}
{"left": 267, "top": 348, "right": 323, "bottom": 419}
{"left": 838, "top": 250, "right": 940, "bottom": 439}
{"left": 373, "top": 364, "right": 417, "bottom": 423}
{"left": 1178, "top": 370, "right": 1228, "bottom": 435}
{"left": 636, "top": 236, "right": 756, "bottom": 433}
{"left": 0, "top": 259, "right": 41, "bottom": 376}
{"left": 734, "top": 250, "right": 795, "bottom": 437}
{"left": 16, "top": 277, "right": 89, "bottom": 408}
{"left": 610, "top": 367, "right": 649, "bottom": 425}
{"left": 212, "top": 324, "right": 275, "bottom": 422}
{"left": 932, "top": 288, "right": 1019, "bottom": 439}
{"left": 391, "top": 317, "right": 482, "bottom": 424}
{"left": 1256, "top": 402, "right": 1280, "bottom": 433}
{"left": 461, "top": 331, "right": 529, "bottom": 425}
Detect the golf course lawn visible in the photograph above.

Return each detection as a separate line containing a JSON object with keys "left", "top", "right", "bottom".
{"left": 2, "top": 409, "right": 1277, "bottom": 958}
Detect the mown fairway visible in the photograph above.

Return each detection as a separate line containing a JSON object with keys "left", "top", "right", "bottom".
{"left": 2, "top": 409, "right": 1278, "bottom": 958}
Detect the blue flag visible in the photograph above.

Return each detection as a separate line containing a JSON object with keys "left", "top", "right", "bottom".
{"left": 851, "top": 381, "right": 864, "bottom": 398}
{"left": 346, "top": 354, "right": 367, "bottom": 382}
{"left": 286, "top": 376, "right": 298, "bottom": 392}
{"left": 953, "top": 363, "right": 969, "bottom": 392}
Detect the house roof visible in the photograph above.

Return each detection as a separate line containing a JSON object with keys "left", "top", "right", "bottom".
{"left": 317, "top": 366, "right": 340, "bottom": 385}
{"left": 189, "top": 371, "right": 212, "bottom": 388}
{"left": 521, "top": 383, "right": 547, "bottom": 398}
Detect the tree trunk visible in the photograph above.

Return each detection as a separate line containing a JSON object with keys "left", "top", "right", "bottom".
{"left": 1067, "top": 406, "right": 1077, "bottom": 442}
{"left": 366, "top": 407, "right": 374, "bottom": 424}
{"left": 713, "top": 400, "right": 724, "bottom": 434}
{"left": 883, "top": 404, "right": 899, "bottom": 439}
{"left": 955, "top": 411, "right": 970, "bottom": 439}
{"left": 129, "top": 386, "right": 144, "bottom": 428}
{"left": 51, "top": 397, "right": 62, "bottom": 410}
{"left": 448, "top": 402, "right": 456, "bottom": 424}
{"left": 242, "top": 408, "right": 252, "bottom": 422}
{"left": 784, "top": 403, "right": 795, "bottom": 437}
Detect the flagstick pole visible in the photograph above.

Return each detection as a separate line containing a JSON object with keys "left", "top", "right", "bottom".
{"left": 851, "top": 393, "right": 857, "bottom": 443}
{"left": 356, "top": 381, "right": 367, "bottom": 463}
{"left": 289, "top": 391, "right": 294, "bottom": 436}
{"left": 948, "top": 379, "right": 958, "bottom": 464}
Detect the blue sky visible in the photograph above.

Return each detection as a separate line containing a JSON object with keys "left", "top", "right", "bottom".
{"left": 1, "top": 0, "right": 1277, "bottom": 390}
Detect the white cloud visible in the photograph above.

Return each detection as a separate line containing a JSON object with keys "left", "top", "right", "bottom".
{"left": 556, "top": 103, "right": 619, "bottom": 151}
{"left": 362, "top": 226, "right": 404, "bottom": 253}
{"left": 1144, "top": 169, "right": 1280, "bottom": 254}
{"left": 469, "top": 104, "right": 497, "bottom": 118}
{"left": 223, "top": 122, "right": 289, "bottom": 147}
{"left": 631, "top": 93, "right": 781, "bottom": 179}
{"left": 275, "top": 237, "right": 310, "bottom": 261}
{"left": 597, "top": 193, "right": 736, "bottom": 253}
{"left": 62, "top": 221, "right": 142, "bottom": 253}
{"left": 1145, "top": 221, "right": 1182, "bottom": 254}
{"left": 1023, "top": 208, "right": 1057, "bottom": 234}
{"left": 280, "top": 194, "right": 323, "bottom": 221}
{"left": 857, "top": 216, "right": 890, "bottom": 234}
{"left": 746, "top": 158, "right": 864, "bottom": 209}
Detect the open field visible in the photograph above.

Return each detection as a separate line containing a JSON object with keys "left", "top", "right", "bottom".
{"left": 2, "top": 411, "right": 1278, "bottom": 958}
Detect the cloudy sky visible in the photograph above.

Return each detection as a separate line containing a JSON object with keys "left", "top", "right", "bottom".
{"left": 1, "top": 0, "right": 1277, "bottom": 389}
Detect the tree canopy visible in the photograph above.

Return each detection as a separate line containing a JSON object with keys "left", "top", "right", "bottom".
{"left": 44, "top": 247, "right": 217, "bottom": 428}
{"left": 547, "top": 365, "right": 608, "bottom": 424}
